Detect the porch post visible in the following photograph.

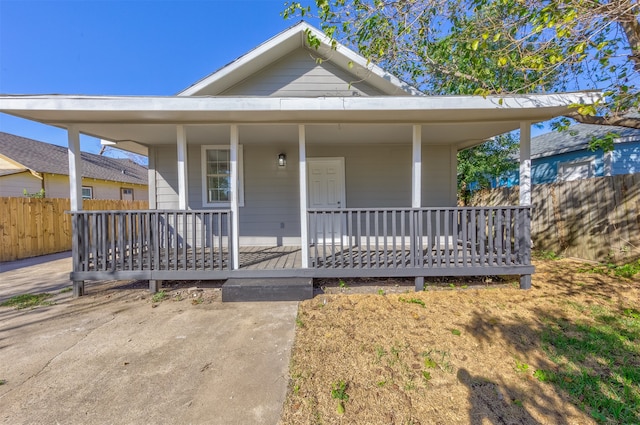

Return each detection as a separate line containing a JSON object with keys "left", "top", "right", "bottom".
{"left": 450, "top": 145, "right": 458, "bottom": 206}
{"left": 299, "top": 125, "right": 309, "bottom": 268}
{"left": 412, "top": 125, "right": 423, "bottom": 291}
{"left": 177, "top": 125, "right": 188, "bottom": 210}
{"left": 519, "top": 121, "right": 532, "bottom": 289}
{"left": 147, "top": 147, "right": 157, "bottom": 209}
{"left": 68, "top": 125, "right": 82, "bottom": 211}
{"left": 67, "top": 125, "right": 84, "bottom": 297}
{"left": 147, "top": 147, "right": 160, "bottom": 292}
{"left": 412, "top": 125, "right": 422, "bottom": 208}
{"left": 519, "top": 122, "right": 531, "bottom": 206}
{"left": 230, "top": 125, "right": 240, "bottom": 270}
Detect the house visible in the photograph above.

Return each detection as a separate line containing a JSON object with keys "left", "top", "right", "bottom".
{"left": 530, "top": 123, "right": 640, "bottom": 184}
{"left": 0, "top": 132, "right": 148, "bottom": 200}
{"left": 0, "top": 22, "right": 600, "bottom": 297}
{"left": 494, "top": 123, "right": 640, "bottom": 187}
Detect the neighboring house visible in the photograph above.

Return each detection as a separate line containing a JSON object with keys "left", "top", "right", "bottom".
{"left": 495, "top": 123, "right": 640, "bottom": 187}
{"left": 0, "top": 132, "right": 148, "bottom": 200}
{"left": 0, "top": 21, "right": 600, "bottom": 296}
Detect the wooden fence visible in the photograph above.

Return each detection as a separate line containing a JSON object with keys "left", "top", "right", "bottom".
{"left": 0, "top": 198, "right": 148, "bottom": 262}
{"left": 470, "top": 173, "right": 640, "bottom": 263}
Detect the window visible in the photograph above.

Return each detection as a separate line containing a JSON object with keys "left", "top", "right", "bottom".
{"left": 121, "top": 188, "right": 134, "bottom": 201}
{"left": 558, "top": 158, "right": 595, "bottom": 182}
{"left": 81, "top": 186, "right": 93, "bottom": 200}
{"left": 201, "top": 145, "right": 244, "bottom": 206}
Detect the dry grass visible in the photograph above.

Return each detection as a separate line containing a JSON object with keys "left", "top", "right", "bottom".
{"left": 280, "top": 258, "right": 640, "bottom": 424}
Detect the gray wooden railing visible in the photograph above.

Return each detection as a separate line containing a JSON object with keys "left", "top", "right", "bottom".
{"left": 70, "top": 210, "right": 232, "bottom": 273}
{"left": 70, "top": 207, "right": 531, "bottom": 278}
{"left": 307, "top": 207, "right": 531, "bottom": 270}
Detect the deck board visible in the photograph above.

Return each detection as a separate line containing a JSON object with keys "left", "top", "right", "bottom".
{"left": 81, "top": 244, "right": 519, "bottom": 273}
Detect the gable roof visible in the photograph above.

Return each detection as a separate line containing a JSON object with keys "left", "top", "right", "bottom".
{"left": 178, "top": 21, "right": 421, "bottom": 97}
{"left": 0, "top": 132, "right": 148, "bottom": 185}
{"left": 532, "top": 123, "right": 640, "bottom": 159}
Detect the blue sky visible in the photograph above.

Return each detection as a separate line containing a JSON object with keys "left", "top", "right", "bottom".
{"left": 1, "top": 0, "right": 551, "bottom": 159}
{"left": 0, "top": 0, "right": 311, "bottom": 156}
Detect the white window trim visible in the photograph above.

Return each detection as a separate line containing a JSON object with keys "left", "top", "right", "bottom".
{"left": 201, "top": 144, "right": 244, "bottom": 207}
{"left": 120, "top": 187, "right": 134, "bottom": 200}
{"left": 557, "top": 156, "right": 596, "bottom": 182}
{"left": 81, "top": 186, "right": 93, "bottom": 200}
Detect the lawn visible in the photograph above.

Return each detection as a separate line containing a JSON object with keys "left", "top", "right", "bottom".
{"left": 280, "top": 258, "right": 640, "bottom": 424}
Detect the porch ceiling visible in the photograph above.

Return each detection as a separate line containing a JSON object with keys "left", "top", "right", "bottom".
{"left": 0, "top": 92, "right": 600, "bottom": 151}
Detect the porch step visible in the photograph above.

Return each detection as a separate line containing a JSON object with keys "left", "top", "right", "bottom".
{"left": 222, "top": 278, "right": 313, "bottom": 302}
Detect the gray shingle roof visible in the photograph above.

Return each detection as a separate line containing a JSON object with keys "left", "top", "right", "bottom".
{"left": 531, "top": 122, "right": 640, "bottom": 159}
{"left": 0, "top": 132, "right": 147, "bottom": 185}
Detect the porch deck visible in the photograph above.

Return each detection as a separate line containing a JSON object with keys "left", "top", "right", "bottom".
{"left": 69, "top": 207, "right": 533, "bottom": 285}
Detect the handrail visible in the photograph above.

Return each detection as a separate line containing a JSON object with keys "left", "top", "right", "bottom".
{"left": 307, "top": 207, "right": 531, "bottom": 269}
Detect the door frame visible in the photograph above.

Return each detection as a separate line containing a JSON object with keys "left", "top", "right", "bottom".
{"left": 307, "top": 156, "right": 347, "bottom": 209}
{"left": 306, "top": 157, "right": 346, "bottom": 209}
{"left": 307, "top": 157, "right": 347, "bottom": 245}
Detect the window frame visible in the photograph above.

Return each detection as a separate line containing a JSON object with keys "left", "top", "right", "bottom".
{"left": 201, "top": 144, "right": 244, "bottom": 207}
{"left": 557, "top": 156, "right": 596, "bottom": 182}
{"left": 81, "top": 186, "right": 93, "bottom": 200}
{"left": 120, "top": 187, "right": 134, "bottom": 200}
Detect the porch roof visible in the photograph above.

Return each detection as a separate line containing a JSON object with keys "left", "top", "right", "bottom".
{"left": 0, "top": 91, "right": 600, "bottom": 153}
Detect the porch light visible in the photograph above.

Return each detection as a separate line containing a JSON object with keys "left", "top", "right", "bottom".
{"left": 278, "top": 153, "right": 287, "bottom": 167}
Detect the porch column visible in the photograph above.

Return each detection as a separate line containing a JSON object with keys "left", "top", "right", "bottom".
{"left": 176, "top": 125, "right": 189, "bottom": 210}
{"left": 147, "top": 147, "right": 157, "bottom": 209}
{"left": 519, "top": 121, "right": 532, "bottom": 289}
{"left": 67, "top": 125, "right": 84, "bottom": 297}
{"left": 412, "top": 125, "right": 422, "bottom": 208}
{"left": 147, "top": 146, "right": 160, "bottom": 293}
{"left": 519, "top": 122, "right": 531, "bottom": 206}
{"left": 412, "top": 125, "right": 423, "bottom": 291}
{"left": 299, "top": 125, "right": 309, "bottom": 268}
{"left": 450, "top": 145, "right": 458, "bottom": 206}
{"left": 230, "top": 125, "right": 240, "bottom": 269}
{"left": 68, "top": 125, "right": 82, "bottom": 211}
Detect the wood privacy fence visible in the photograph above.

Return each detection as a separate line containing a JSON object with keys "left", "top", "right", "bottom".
{"left": 0, "top": 198, "right": 149, "bottom": 262}
{"left": 470, "top": 173, "right": 640, "bottom": 263}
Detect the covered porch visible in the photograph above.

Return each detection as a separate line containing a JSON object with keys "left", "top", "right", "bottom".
{"left": 0, "top": 93, "right": 600, "bottom": 297}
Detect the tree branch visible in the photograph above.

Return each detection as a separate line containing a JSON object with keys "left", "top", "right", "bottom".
{"left": 565, "top": 111, "right": 640, "bottom": 129}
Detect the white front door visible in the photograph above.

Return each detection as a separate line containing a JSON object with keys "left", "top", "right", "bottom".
{"left": 308, "top": 158, "right": 346, "bottom": 243}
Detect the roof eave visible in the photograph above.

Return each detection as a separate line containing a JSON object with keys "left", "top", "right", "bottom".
{"left": 0, "top": 91, "right": 602, "bottom": 123}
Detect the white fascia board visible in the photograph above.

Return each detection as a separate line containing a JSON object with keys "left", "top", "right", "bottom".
{"left": 0, "top": 91, "right": 600, "bottom": 111}
{"left": 0, "top": 92, "right": 602, "bottom": 122}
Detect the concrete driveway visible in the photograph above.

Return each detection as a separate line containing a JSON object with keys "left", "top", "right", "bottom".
{"left": 0, "top": 253, "right": 298, "bottom": 424}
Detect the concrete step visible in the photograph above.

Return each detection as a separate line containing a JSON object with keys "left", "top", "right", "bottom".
{"left": 222, "top": 277, "right": 313, "bottom": 302}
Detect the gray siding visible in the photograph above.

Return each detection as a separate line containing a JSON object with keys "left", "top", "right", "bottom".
{"left": 221, "top": 49, "right": 384, "bottom": 97}
{"left": 308, "top": 144, "right": 412, "bottom": 208}
{"left": 156, "top": 146, "right": 179, "bottom": 209}
{"left": 240, "top": 143, "right": 301, "bottom": 241}
{"left": 154, "top": 141, "right": 453, "bottom": 244}
{"left": 422, "top": 145, "right": 457, "bottom": 207}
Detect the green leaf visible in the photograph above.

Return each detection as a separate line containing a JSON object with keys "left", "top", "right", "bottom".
{"left": 471, "top": 40, "right": 480, "bottom": 51}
